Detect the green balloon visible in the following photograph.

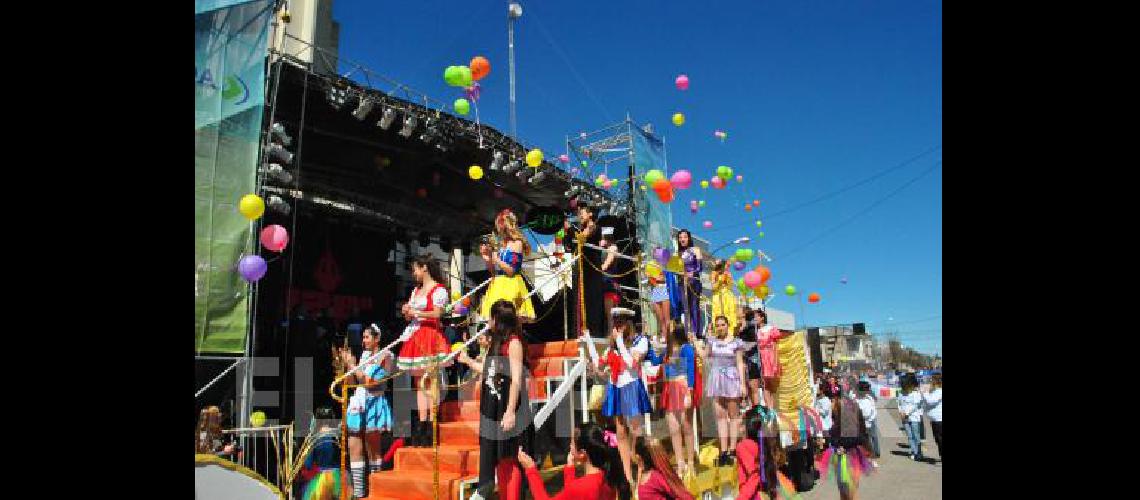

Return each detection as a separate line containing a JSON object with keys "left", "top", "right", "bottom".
{"left": 756, "top": 220, "right": 763, "bottom": 228}
{"left": 716, "top": 165, "right": 733, "bottom": 181}
{"left": 581, "top": 160, "right": 588, "bottom": 167}
{"left": 785, "top": 285, "right": 797, "bottom": 296}
{"left": 595, "top": 176, "right": 606, "bottom": 187}
{"left": 737, "top": 277, "right": 749, "bottom": 293}
{"left": 453, "top": 98, "right": 470, "bottom": 115}
{"left": 458, "top": 66, "right": 473, "bottom": 87}
{"left": 556, "top": 229, "right": 566, "bottom": 239}
{"left": 698, "top": 200, "right": 706, "bottom": 207}
{"left": 644, "top": 169, "right": 666, "bottom": 185}
{"left": 758, "top": 231, "right": 765, "bottom": 238}
{"left": 739, "top": 248, "right": 754, "bottom": 261}
{"left": 444, "top": 66, "right": 463, "bottom": 86}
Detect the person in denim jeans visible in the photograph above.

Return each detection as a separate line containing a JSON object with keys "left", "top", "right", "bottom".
{"left": 856, "top": 381, "right": 880, "bottom": 467}
{"left": 896, "top": 378, "right": 925, "bottom": 460}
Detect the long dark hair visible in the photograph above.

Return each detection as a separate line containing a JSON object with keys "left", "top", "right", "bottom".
{"left": 675, "top": 229, "right": 693, "bottom": 252}
{"left": 664, "top": 323, "right": 688, "bottom": 366}
{"left": 744, "top": 407, "right": 785, "bottom": 499}
{"left": 634, "top": 436, "right": 693, "bottom": 500}
{"left": 412, "top": 253, "right": 445, "bottom": 285}
{"left": 486, "top": 300, "right": 526, "bottom": 377}
{"left": 575, "top": 422, "right": 631, "bottom": 500}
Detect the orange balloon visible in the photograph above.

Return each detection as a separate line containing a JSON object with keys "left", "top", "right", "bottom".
{"left": 462, "top": 297, "right": 472, "bottom": 307}
{"left": 755, "top": 265, "right": 771, "bottom": 284}
{"left": 808, "top": 293, "right": 821, "bottom": 303}
{"left": 753, "top": 199, "right": 760, "bottom": 206}
{"left": 470, "top": 56, "right": 491, "bottom": 81}
{"left": 745, "top": 204, "right": 753, "bottom": 211}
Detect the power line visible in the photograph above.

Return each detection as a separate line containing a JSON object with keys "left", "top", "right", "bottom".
{"left": 703, "top": 144, "right": 942, "bottom": 236}
{"left": 771, "top": 160, "right": 942, "bottom": 263}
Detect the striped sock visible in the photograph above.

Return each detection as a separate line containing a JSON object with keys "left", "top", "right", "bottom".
{"left": 370, "top": 460, "right": 384, "bottom": 473}
{"left": 350, "top": 461, "right": 366, "bottom": 498}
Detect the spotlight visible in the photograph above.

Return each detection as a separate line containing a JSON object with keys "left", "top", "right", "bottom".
{"left": 266, "top": 143, "right": 293, "bottom": 165}
{"left": 270, "top": 122, "right": 292, "bottom": 146}
{"left": 352, "top": 98, "right": 374, "bottom": 120}
{"left": 503, "top": 159, "right": 521, "bottom": 174}
{"left": 265, "top": 163, "right": 293, "bottom": 184}
{"left": 529, "top": 170, "right": 547, "bottom": 186}
{"left": 377, "top": 107, "right": 397, "bottom": 130}
{"left": 489, "top": 150, "right": 505, "bottom": 171}
{"left": 417, "top": 232, "right": 432, "bottom": 248}
{"left": 399, "top": 113, "right": 418, "bottom": 138}
{"left": 266, "top": 195, "right": 291, "bottom": 215}
{"left": 327, "top": 86, "right": 348, "bottom": 110}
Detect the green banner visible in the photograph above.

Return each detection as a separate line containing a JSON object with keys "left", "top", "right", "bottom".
{"left": 194, "top": 0, "right": 272, "bottom": 354}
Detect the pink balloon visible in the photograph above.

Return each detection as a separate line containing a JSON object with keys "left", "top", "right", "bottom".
{"left": 711, "top": 176, "right": 726, "bottom": 189}
{"left": 260, "top": 224, "right": 289, "bottom": 252}
{"left": 570, "top": 167, "right": 580, "bottom": 175}
{"left": 675, "top": 74, "right": 689, "bottom": 91}
{"left": 690, "top": 200, "right": 698, "bottom": 209}
{"left": 703, "top": 220, "right": 713, "bottom": 229}
{"left": 736, "top": 175, "right": 743, "bottom": 183}
{"left": 670, "top": 170, "right": 693, "bottom": 190}
{"left": 603, "top": 180, "right": 613, "bottom": 189}
{"left": 743, "top": 270, "right": 762, "bottom": 288}
{"left": 559, "top": 154, "right": 570, "bottom": 163}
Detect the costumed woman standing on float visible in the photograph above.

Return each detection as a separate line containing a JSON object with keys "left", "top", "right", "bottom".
{"left": 340, "top": 325, "right": 394, "bottom": 498}
{"left": 583, "top": 307, "right": 654, "bottom": 487}
{"left": 675, "top": 230, "right": 704, "bottom": 336}
{"left": 755, "top": 309, "right": 788, "bottom": 409}
{"left": 397, "top": 254, "right": 452, "bottom": 447}
{"left": 709, "top": 259, "right": 739, "bottom": 335}
{"left": 480, "top": 208, "right": 536, "bottom": 322}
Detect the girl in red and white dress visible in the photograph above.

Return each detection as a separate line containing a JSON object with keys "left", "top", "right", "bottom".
{"left": 755, "top": 309, "right": 789, "bottom": 409}
{"left": 397, "top": 253, "right": 452, "bottom": 446}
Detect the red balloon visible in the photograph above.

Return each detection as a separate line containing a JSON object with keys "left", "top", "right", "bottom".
{"left": 656, "top": 184, "right": 675, "bottom": 203}
{"left": 652, "top": 178, "right": 671, "bottom": 192}
{"left": 753, "top": 199, "right": 760, "bottom": 206}
{"left": 755, "top": 265, "right": 771, "bottom": 284}
{"left": 808, "top": 293, "right": 821, "bottom": 303}
{"left": 260, "top": 224, "right": 289, "bottom": 252}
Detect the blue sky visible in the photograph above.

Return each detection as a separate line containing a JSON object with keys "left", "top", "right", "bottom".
{"left": 331, "top": 0, "right": 942, "bottom": 355}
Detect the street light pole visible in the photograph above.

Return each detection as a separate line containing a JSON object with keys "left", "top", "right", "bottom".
{"left": 507, "top": 2, "right": 522, "bottom": 140}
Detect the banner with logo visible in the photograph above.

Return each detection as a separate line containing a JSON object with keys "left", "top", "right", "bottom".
{"left": 194, "top": 0, "right": 272, "bottom": 354}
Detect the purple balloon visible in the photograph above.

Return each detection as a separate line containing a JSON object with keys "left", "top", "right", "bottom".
{"left": 570, "top": 167, "right": 580, "bottom": 176}
{"left": 733, "top": 260, "right": 746, "bottom": 271}
{"left": 652, "top": 247, "right": 671, "bottom": 266}
{"left": 464, "top": 82, "right": 481, "bottom": 101}
{"left": 238, "top": 255, "right": 267, "bottom": 282}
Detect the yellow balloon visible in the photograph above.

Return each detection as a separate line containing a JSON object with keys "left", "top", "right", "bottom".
{"left": 645, "top": 261, "right": 663, "bottom": 279}
{"left": 451, "top": 290, "right": 462, "bottom": 301}
{"left": 239, "top": 194, "right": 265, "bottom": 220}
{"left": 700, "top": 180, "right": 709, "bottom": 189}
{"left": 451, "top": 342, "right": 465, "bottom": 353}
{"left": 672, "top": 113, "right": 685, "bottom": 126}
{"left": 468, "top": 165, "right": 484, "bottom": 180}
{"left": 526, "top": 149, "right": 544, "bottom": 167}
{"left": 250, "top": 411, "right": 266, "bottom": 428}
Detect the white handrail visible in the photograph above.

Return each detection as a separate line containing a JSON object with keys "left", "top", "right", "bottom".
{"left": 581, "top": 241, "right": 640, "bottom": 262}
{"left": 533, "top": 359, "right": 587, "bottom": 429}
{"left": 195, "top": 358, "right": 247, "bottom": 398}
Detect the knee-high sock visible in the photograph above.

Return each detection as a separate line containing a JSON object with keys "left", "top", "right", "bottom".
{"left": 350, "top": 461, "right": 366, "bottom": 498}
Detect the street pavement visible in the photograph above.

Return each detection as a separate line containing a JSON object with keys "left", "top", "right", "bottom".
{"left": 797, "top": 399, "right": 941, "bottom": 500}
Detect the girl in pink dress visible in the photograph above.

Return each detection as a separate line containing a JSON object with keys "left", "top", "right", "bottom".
{"left": 755, "top": 309, "right": 789, "bottom": 409}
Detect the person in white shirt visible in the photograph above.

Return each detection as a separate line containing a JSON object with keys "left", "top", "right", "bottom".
{"left": 897, "top": 377, "right": 925, "bottom": 461}
{"left": 814, "top": 380, "right": 834, "bottom": 449}
{"left": 856, "top": 381, "right": 880, "bottom": 465}
{"left": 923, "top": 373, "right": 942, "bottom": 462}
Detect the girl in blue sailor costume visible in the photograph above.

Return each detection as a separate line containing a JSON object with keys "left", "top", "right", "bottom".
{"left": 582, "top": 306, "right": 653, "bottom": 487}
{"left": 339, "top": 324, "right": 394, "bottom": 499}
{"left": 480, "top": 208, "right": 536, "bottom": 322}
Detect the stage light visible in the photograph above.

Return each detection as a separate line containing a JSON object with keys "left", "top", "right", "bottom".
{"left": 266, "top": 143, "right": 294, "bottom": 165}
{"left": 267, "top": 194, "right": 291, "bottom": 215}
{"left": 352, "top": 98, "right": 374, "bottom": 121}
{"left": 265, "top": 163, "right": 293, "bottom": 184}
{"left": 503, "top": 159, "right": 521, "bottom": 174}
{"left": 417, "top": 232, "right": 432, "bottom": 248}
{"left": 327, "top": 86, "right": 348, "bottom": 110}
{"left": 377, "top": 107, "right": 398, "bottom": 130}
{"left": 399, "top": 114, "right": 418, "bottom": 138}
{"left": 270, "top": 122, "right": 292, "bottom": 146}
{"left": 529, "top": 170, "right": 547, "bottom": 186}
{"left": 489, "top": 150, "right": 505, "bottom": 171}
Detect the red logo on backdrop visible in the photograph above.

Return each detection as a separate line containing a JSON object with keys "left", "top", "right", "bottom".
{"left": 314, "top": 246, "right": 342, "bottom": 292}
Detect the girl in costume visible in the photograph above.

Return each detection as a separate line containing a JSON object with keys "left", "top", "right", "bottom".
{"left": 517, "top": 421, "right": 632, "bottom": 500}
{"left": 755, "top": 309, "right": 789, "bottom": 409}
{"left": 710, "top": 259, "right": 739, "bottom": 335}
{"left": 397, "top": 254, "right": 452, "bottom": 446}
{"left": 599, "top": 228, "right": 622, "bottom": 330}
{"left": 658, "top": 323, "right": 698, "bottom": 477}
{"left": 816, "top": 383, "right": 873, "bottom": 500}
{"left": 633, "top": 436, "right": 695, "bottom": 500}
{"left": 583, "top": 307, "right": 654, "bottom": 486}
{"left": 738, "top": 308, "right": 764, "bottom": 408}
{"left": 696, "top": 315, "right": 748, "bottom": 466}
{"left": 341, "top": 325, "right": 395, "bottom": 498}
{"left": 736, "top": 406, "right": 798, "bottom": 500}
{"left": 480, "top": 209, "right": 536, "bottom": 322}
{"left": 457, "top": 300, "right": 534, "bottom": 500}
{"left": 675, "top": 230, "right": 704, "bottom": 336}
{"left": 646, "top": 257, "right": 671, "bottom": 343}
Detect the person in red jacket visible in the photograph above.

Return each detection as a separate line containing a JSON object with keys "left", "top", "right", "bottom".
{"left": 518, "top": 421, "right": 631, "bottom": 500}
{"left": 632, "top": 437, "right": 694, "bottom": 500}
{"left": 736, "top": 406, "right": 796, "bottom": 500}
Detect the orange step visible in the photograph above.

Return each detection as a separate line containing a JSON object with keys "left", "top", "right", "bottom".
{"left": 394, "top": 444, "right": 480, "bottom": 475}
{"left": 438, "top": 421, "right": 480, "bottom": 446}
{"left": 367, "top": 469, "right": 469, "bottom": 500}
{"left": 439, "top": 400, "right": 480, "bottom": 422}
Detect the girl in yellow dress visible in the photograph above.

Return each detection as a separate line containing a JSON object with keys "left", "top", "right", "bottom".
{"left": 479, "top": 209, "right": 536, "bottom": 322}
{"left": 709, "top": 259, "right": 739, "bottom": 336}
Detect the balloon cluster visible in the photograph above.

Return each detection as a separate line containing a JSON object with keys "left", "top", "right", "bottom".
{"left": 445, "top": 56, "right": 490, "bottom": 115}
{"left": 236, "top": 194, "right": 292, "bottom": 283}
{"left": 714, "top": 130, "right": 728, "bottom": 141}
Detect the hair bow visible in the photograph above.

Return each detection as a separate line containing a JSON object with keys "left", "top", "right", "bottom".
{"left": 602, "top": 430, "right": 618, "bottom": 448}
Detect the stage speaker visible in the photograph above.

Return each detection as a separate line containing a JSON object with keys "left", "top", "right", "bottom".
{"left": 853, "top": 323, "right": 866, "bottom": 335}
{"left": 807, "top": 328, "right": 824, "bottom": 374}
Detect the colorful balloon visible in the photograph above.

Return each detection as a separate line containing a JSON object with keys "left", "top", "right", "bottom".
{"left": 757, "top": 231, "right": 765, "bottom": 238}
{"left": 604, "top": 179, "right": 614, "bottom": 189}
{"left": 736, "top": 175, "right": 744, "bottom": 183}
{"left": 443, "top": 65, "right": 464, "bottom": 86}
{"left": 737, "top": 277, "right": 749, "bottom": 294}
{"left": 238, "top": 255, "right": 268, "bottom": 282}
{"left": 453, "top": 98, "right": 470, "bottom": 115}
{"left": 690, "top": 200, "right": 699, "bottom": 210}
{"left": 733, "top": 260, "right": 746, "bottom": 271}
{"left": 672, "top": 113, "right": 685, "bottom": 126}
{"left": 716, "top": 166, "right": 733, "bottom": 181}
{"left": 703, "top": 220, "right": 712, "bottom": 229}
{"left": 644, "top": 169, "right": 666, "bottom": 185}
{"left": 670, "top": 170, "right": 693, "bottom": 190}
{"left": 744, "top": 271, "right": 763, "bottom": 288}
{"left": 753, "top": 199, "right": 760, "bottom": 206}
{"left": 698, "top": 200, "right": 706, "bottom": 207}
{"left": 756, "top": 284, "right": 770, "bottom": 298}
{"left": 468, "top": 165, "right": 483, "bottom": 180}
{"left": 711, "top": 176, "right": 726, "bottom": 189}
{"left": 785, "top": 285, "right": 797, "bottom": 296}
{"left": 700, "top": 180, "right": 709, "bottom": 189}
{"left": 526, "top": 149, "right": 544, "bottom": 167}
{"left": 470, "top": 56, "right": 491, "bottom": 80}
{"left": 652, "top": 178, "right": 670, "bottom": 192}
{"left": 464, "top": 82, "right": 481, "bottom": 101}
{"left": 745, "top": 204, "right": 753, "bottom": 212}
{"left": 250, "top": 411, "right": 266, "bottom": 427}
{"left": 239, "top": 194, "right": 265, "bottom": 220}
{"left": 808, "top": 293, "right": 821, "bottom": 303}
{"left": 570, "top": 167, "right": 580, "bottom": 175}
{"left": 259, "top": 224, "right": 289, "bottom": 252}
{"left": 559, "top": 154, "right": 570, "bottom": 163}
{"left": 416, "top": 187, "right": 428, "bottom": 198}
{"left": 675, "top": 74, "right": 690, "bottom": 91}
{"left": 581, "top": 160, "right": 589, "bottom": 167}
{"left": 756, "top": 220, "right": 762, "bottom": 227}
{"left": 457, "top": 65, "right": 473, "bottom": 87}
{"left": 755, "top": 265, "right": 771, "bottom": 284}
{"left": 840, "top": 276, "right": 848, "bottom": 284}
